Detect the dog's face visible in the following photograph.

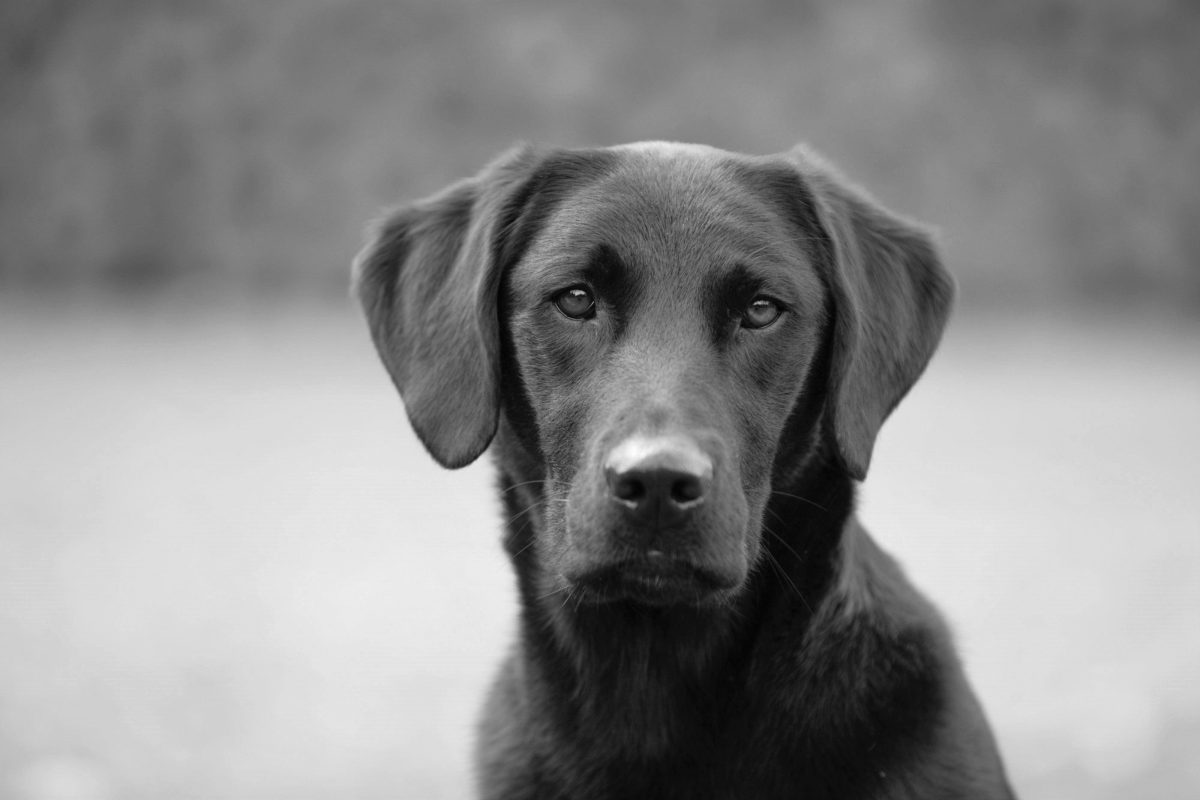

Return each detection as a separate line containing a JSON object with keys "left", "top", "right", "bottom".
{"left": 354, "top": 142, "right": 952, "bottom": 609}
{"left": 503, "top": 146, "right": 828, "bottom": 604}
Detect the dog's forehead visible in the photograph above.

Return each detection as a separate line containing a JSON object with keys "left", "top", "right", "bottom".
{"left": 523, "top": 143, "right": 805, "bottom": 275}
{"left": 600, "top": 140, "right": 745, "bottom": 205}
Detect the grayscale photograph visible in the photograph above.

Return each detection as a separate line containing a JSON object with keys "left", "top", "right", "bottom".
{"left": 1, "top": 2, "right": 1197, "bottom": 798}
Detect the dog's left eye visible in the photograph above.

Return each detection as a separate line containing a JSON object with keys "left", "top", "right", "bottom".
{"left": 742, "top": 297, "right": 782, "bottom": 329}
{"left": 553, "top": 287, "right": 596, "bottom": 320}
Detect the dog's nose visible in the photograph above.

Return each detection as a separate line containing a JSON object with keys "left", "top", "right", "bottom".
{"left": 604, "top": 436, "right": 713, "bottom": 527}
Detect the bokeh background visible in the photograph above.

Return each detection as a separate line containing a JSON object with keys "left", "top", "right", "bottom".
{"left": 2, "top": 1, "right": 1198, "bottom": 798}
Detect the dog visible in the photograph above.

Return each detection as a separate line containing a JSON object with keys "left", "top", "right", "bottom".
{"left": 353, "top": 141, "right": 1015, "bottom": 799}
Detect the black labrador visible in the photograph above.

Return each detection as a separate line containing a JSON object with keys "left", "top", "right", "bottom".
{"left": 353, "top": 142, "right": 1015, "bottom": 799}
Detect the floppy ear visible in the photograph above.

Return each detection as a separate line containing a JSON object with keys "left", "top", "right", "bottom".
{"left": 352, "top": 145, "right": 540, "bottom": 468}
{"left": 785, "top": 145, "right": 955, "bottom": 480}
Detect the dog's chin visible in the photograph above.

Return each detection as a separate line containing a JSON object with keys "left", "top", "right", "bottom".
{"left": 568, "top": 558, "right": 743, "bottom": 608}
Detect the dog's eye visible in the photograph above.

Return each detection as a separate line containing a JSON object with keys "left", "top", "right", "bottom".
{"left": 742, "top": 297, "right": 782, "bottom": 329}
{"left": 553, "top": 287, "right": 596, "bottom": 320}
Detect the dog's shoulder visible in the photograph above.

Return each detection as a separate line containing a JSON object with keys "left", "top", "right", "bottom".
{"left": 763, "top": 518, "right": 1013, "bottom": 798}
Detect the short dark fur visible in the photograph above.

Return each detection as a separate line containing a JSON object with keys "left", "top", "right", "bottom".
{"left": 354, "top": 142, "right": 1015, "bottom": 799}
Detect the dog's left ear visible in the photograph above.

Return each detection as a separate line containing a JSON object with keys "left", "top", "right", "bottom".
{"left": 783, "top": 146, "right": 955, "bottom": 480}
{"left": 352, "top": 145, "right": 541, "bottom": 468}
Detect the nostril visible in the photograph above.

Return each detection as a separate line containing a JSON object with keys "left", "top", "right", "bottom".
{"left": 670, "top": 474, "right": 704, "bottom": 504}
{"left": 613, "top": 474, "right": 646, "bottom": 503}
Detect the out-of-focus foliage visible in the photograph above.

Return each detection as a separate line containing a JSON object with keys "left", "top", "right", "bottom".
{"left": 2, "top": 0, "right": 1198, "bottom": 305}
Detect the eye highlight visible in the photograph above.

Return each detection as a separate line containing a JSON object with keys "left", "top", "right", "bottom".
{"left": 553, "top": 286, "right": 596, "bottom": 320}
{"left": 742, "top": 297, "right": 783, "bottom": 329}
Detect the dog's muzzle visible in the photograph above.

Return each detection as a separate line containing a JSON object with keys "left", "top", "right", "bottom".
{"left": 561, "top": 433, "right": 748, "bottom": 606}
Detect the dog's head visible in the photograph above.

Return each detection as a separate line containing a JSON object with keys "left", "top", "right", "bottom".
{"left": 354, "top": 142, "right": 952, "bottom": 608}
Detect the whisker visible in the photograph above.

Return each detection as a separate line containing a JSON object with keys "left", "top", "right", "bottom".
{"left": 535, "top": 584, "right": 569, "bottom": 601}
{"left": 504, "top": 494, "right": 570, "bottom": 557}
{"left": 761, "top": 509, "right": 809, "bottom": 565}
{"left": 770, "top": 490, "right": 828, "bottom": 513}
{"left": 500, "top": 479, "right": 547, "bottom": 496}
{"left": 505, "top": 500, "right": 543, "bottom": 527}
{"left": 559, "top": 586, "right": 577, "bottom": 613}
{"left": 760, "top": 525, "right": 814, "bottom": 615}
{"left": 509, "top": 522, "right": 538, "bottom": 558}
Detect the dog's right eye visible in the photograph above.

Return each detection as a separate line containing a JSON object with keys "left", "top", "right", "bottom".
{"left": 553, "top": 287, "right": 596, "bottom": 320}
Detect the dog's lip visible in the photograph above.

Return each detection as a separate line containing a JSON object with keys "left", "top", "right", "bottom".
{"left": 568, "top": 555, "right": 739, "bottom": 606}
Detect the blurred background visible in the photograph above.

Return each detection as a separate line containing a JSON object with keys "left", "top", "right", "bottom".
{"left": 1, "top": 1, "right": 1197, "bottom": 798}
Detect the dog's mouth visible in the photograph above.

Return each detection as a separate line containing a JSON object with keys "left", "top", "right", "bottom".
{"left": 568, "top": 556, "right": 740, "bottom": 607}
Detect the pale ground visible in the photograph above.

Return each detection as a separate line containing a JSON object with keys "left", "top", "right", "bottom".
{"left": 1, "top": 298, "right": 1197, "bottom": 799}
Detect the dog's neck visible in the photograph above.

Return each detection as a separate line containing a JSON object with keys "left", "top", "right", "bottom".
{"left": 496, "top": 445, "right": 856, "bottom": 759}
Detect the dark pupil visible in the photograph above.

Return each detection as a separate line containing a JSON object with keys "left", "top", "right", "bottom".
{"left": 746, "top": 299, "right": 778, "bottom": 327}
{"left": 558, "top": 288, "right": 593, "bottom": 318}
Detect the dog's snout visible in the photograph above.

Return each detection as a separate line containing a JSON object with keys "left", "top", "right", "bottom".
{"left": 604, "top": 436, "right": 713, "bottom": 527}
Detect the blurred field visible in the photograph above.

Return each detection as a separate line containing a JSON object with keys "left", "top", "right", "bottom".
{"left": 1, "top": 298, "right": 1197, "bottom": 799}
{"left": 3, "top": 0, "right": 1200, "bottom": 306}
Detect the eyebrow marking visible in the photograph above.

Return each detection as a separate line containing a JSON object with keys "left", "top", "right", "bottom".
{"left": 718, "top": 263, "right": 763, "bottom": 303}
{"left": 583, "top": 244, "right": 638, "bottom": 313}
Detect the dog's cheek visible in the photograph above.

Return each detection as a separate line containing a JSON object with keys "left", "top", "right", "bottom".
{"left": 730, "top": 384, "right": 794, "bottom": 504}
{"left": 558, "top": 472, "right": 614, "bottom": 575}
{"left": 508, "top": 313, "right": 614, "bottom": 577}
{"left": 512, "top": 315, "right": 607, "bottom": 464}
{"left": 704, "top": 475, "right": 755, "bottom": 584}
{"left": 736, "top": 331, "right": 816, "bottom": 473}
{"left": 742, "top": 493, "right": 768, "bottom": 569}
{"left": 534, "top": 480, "right": 577, "bottom": 579}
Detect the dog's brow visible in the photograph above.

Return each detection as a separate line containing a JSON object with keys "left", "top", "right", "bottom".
{"left": 717, "top": 263, "right": 765, "bottom": 300}
{"left": 515, "top": 242, "right": 631, "bottom": 297}
{"left": 582, "top": 244, "right": 639, "bottom": 305}
{"left": 583, "top": 244, "right": 626, "bottom": 284}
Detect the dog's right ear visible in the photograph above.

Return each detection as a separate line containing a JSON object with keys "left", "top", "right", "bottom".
{"left": 352, "top": 145, "right": 541, "bottom": 468}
